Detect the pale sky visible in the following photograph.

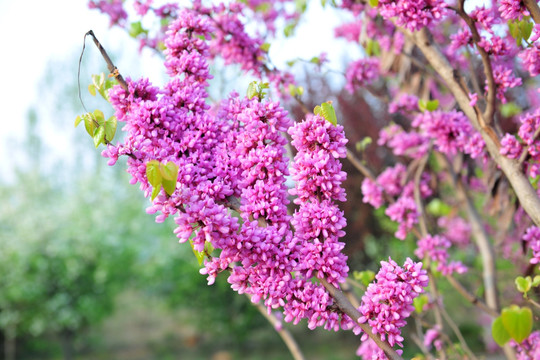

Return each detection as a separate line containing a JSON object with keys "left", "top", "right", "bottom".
{"left": 0, "top": 0, "right": 353, "bottom": 180}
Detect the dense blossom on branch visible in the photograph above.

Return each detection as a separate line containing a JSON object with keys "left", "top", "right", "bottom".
{"left": 85, "top": 0, "right": 540, "bottom": 358}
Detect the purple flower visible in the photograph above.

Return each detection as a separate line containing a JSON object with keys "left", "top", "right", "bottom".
{"left": 377, "top": 0, "right": 447, "bottom": 32}
{"left": 358, "top": 257, "right": 429, "bottom": 348}
{"left": 498, "top": 0, "right": 529, "bottom": 20}
{"left": 345, "top": 58, "right": 380, "bottom": 93}
{"left": 519, "top": 45, "right": 540, "bottom": 77}
{"left": 523, "top": 226, "right": 540, "bottom": 267}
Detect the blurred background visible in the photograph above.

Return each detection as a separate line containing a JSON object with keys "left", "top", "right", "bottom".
{"left": 0, "top": 1, "right": 489, "bottom": 359}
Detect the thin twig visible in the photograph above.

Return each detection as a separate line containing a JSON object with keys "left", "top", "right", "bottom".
{"left": 454, "top": 1, "right": 496, "bottom": 124}
{"left": 251, "top": 297, "right": 306, "bottom": 360}
{"left": 445, "top": 275, "right": 499, "bottom": 317}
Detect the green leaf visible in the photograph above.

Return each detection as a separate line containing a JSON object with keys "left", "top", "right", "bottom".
{"left": 162, "top": 178, "right": 176, "bottom": 196}
{"left": 492, "top": 316, "right": 511, "bottom": 346}
{"left": 515, "top": 276, "right": 532, "bottom": 293}
{"left": 288, "top": 84, "right": 297, "bottom": 97}
{"left": 353, "top": 270, "right": 375, "bottom": 286}
{"left": 508, "top": 20, "right": 520, "bottom": 39}
{"left": 74, "top": 115, "right": 83, "bottom": 128}
{"left": 296, "top": 86, "right": 304, "bottom": 96}
{"left": 260, "top": 42, "right": 271, "bottom": 52}
{"left": 426, "top": 99, "right": 439, "bottom": 111}
{"left": 501, "top": 305, "right": 533, "bottom": 343}
{"left": 368, "top": 0, "right": 379, "bottom": 7}
{"left": 520, "top": 19, "right": 533, "bottom": 41}
{"left": 321, "top": 101, "right": 338, "bottom": 125}
{"left": 88, "top": 84, "right": 96, "bottom": 96}
{"left": 93, "top": 126, "right": 105, "bottom": 148}
{"left": 150, "top": 184, "right": 161, "bottom": 201}
{"left": 189, "top": 239, "right": 206, "bottom": 266}
{"left": 146, "top": 160, "right": 162, "bottom": 187}
{"left": 161, "top": 161, "right": 178, "bottom": 181}
{"left": 313, "top": 105, "right": 322, "bottom": 116}
{"left": 310, "top": 56, "right": 320, "bottom": 64}
{"left": 413, "top": 295, "right": 429, "bottom": 314}
{"left": 247, "top": 81, "right": 258, "bottom": 100}
{"left": 426, "top": 199, "right": 452, "bottom": 216}
{"left": 500, "top": 102, "right": 521, "bottom": 117}
{"left": 93, "top": 109, "right": 105, "bottom": 124}
{"left": 284, "top": 23, "right": 296, "bottom": 37}
{"left": 355, "top": 137, "right": 372, "bottom": 152}
{"left": 129, "top": 21, "right": 147, "bottom": 38}
{"left": 83, "top": 113, "right": 96, "bottom": 137}
{"left": 104, "top": 116, "right": 117, "bottom": 142}
{"left": 532, "top": 275, "right": 540, "bottom": 287}
{"left": 418, "top": 99, "right": 427, "bottom": 112}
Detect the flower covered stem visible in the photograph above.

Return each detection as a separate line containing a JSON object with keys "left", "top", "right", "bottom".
{"left": 319, "top": 278, "right": 403, "bottom": 360}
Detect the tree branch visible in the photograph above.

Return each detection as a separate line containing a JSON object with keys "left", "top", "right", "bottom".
{"left": 319, "top": 278, "right": 403, "bottom": 360}
{"left": 404, "top": 27, "right": 540, "bottom": 230}
{"left": 251, "top": 298, "right": 306, "bottom": 360}
{"left": 524, "top": 0, "right": 540, "bottom": 24}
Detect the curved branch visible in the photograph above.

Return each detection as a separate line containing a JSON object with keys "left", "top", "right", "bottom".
{"left": 524, "top": 0, "right": 540, "bottom": 24}
{"left": 251, "top": 298, "right": 306, "bottom": 360}
{"left": 319, "top": 278, "right": 403, "bottom": 360}
{"left": 405, "top": 28, "right": 540, "bottom": 230}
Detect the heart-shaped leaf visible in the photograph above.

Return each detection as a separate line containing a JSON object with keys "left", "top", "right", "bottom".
{"left": 515, "top": 276, "right": 532, "bottom": 293}
{"left": 501, "top": 305, "right": 532, "bottom": 344}
{"left": 146, "top": 160, "right": 162, "bottom": 187}
{"left": 492, "top": 316, "right": 511, "bottom": 346}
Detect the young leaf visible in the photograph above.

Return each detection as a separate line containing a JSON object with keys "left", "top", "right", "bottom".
{"left": 260, "top": 42, "right": 271, "bottom": 52}
{"left": 84, "top": 113, "right": 97, "bottom": 137}
{"left": 368, "top": 0, "right": 379, "bottom": 6}
{"left": 247, "top": 81, "right": 258, "bottom": 100}
{"left": 88, "top": 84, "right": 96, "bottom": 96}
{"left": 189, "top": 239, "right": 206, "bottom": 266}
{"left": 162, "top": 178, "right": 177, "bottom": 196}
{"left": 532, "top": 275, "right": 540, "bottom": 287}
{"left": 413, "top": 295, "right": 429, "bottom": 314}
{"left": 426, "top": 99, "right": 439, "bottom": 111}
{"left": 321, "top": 101, "right": 338, "bottom": 125}
{"left": 515, "top": 276, "right": 532, "bottom": 294}
{"left": 146, "top": 160, "right": 162, "bottom": 187}
{"left": 161, "top": 161, "right": 178, "bottom": 181}
{"left": 93, "top": 126, "right": 106, "bottom": 148}
{"left": 93, "top": 109, "right": 105, "bottom": 123}
{"left": 150, "top": 184, "right": 161, "bottom": 201}
{"left": 75, "top": 115, "right": 83, "bottom": 128}
{"left": 501, "top": 305, "right": 532, "bottom": 343}
{"left": 492, "top": 316, "right": 511, "bottom": 346}
{"left": 520, "top": 20, "right": 533, "bottom": 41}
{"left": 313, "top": 105, "right": 322, "bottom": 116}
{"left": 104, "top": 116, "right": 117, "bottom": 142}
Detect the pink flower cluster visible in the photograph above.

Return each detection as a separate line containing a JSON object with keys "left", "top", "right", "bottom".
{"left": 358, "top": 257, "right": 429, "bottom": 350}
{"left": 289, "top": 114, "right": 349, "bottom": 287}
{"left": 345, "top": 58, "right": 380, "bottom": 93}
{"left": 377, "top": 0, "right": 447, "bottom": 32}
{"left": 412, "top": 110, "right": 485, "bottom": 158}
{"left": 490, "top": 65, "right": 522, "bottom": 104}
{"left": 88, "top": 0, "right": 127, "bottom": 27}
{"left": 510, "top": 330, "right": 540, "bottom": 360}
{"left": 498, "top": 0, "right": 530, "bottom": 20}
{"left": 500, "top": 109, "right": 540, "bottom": 177}
{"left": 424, "top": 325, "right": 443, "bottom": 351}
{"left": 415, "top": 234, "right": 467, "bottom": 275}
{"left": 361, "top": 164, "right": 432, "bottom": 240}
{"left": 522, "top": 226, "right": 540, "bottom": 268}
{"left": 519, "top": 45, "right": 540, "bottom": 77}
